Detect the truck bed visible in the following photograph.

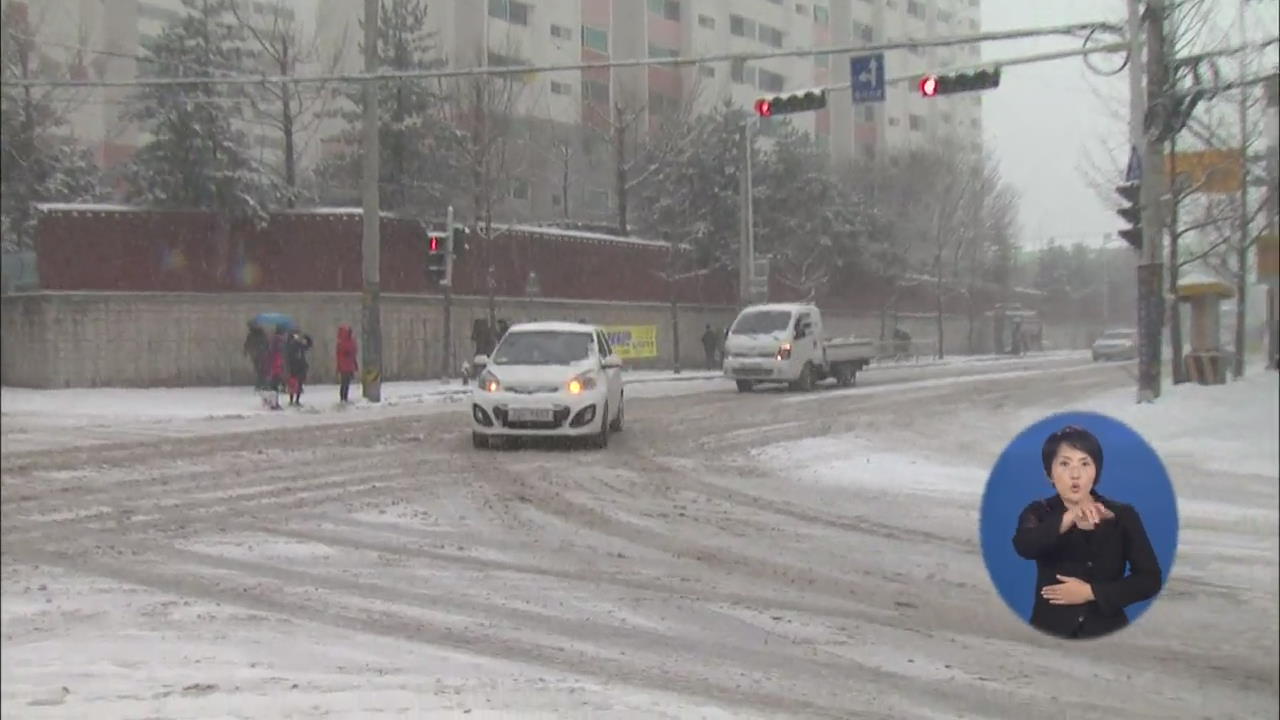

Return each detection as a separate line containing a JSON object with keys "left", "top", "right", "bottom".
{"left": 823, "top": 336, "right": 879, "bottom": 364}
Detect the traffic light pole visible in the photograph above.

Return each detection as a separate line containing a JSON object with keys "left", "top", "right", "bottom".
{"left": 739, "top": 118, "right": 756, "bottom": 307}
{"left": 360, "top": 0, "right": 382, "bottom": 403}
{"left": 442, "top": 205, "right": 454, "bottom": 380}
{"left": 1136, "top": 0, "right": 1168, "bottom": 403}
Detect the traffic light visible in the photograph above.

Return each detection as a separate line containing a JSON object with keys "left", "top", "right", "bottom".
{"left": 754, "top": 88, "right": 827, "bottom": 117}
{"left": 1115, "top": 182, "right": 1142, "bottom": 251}
{"left": 426, "top": 232, "right": 448, "bottom": 284}
{"left": 451, "top": 224, "right": 470, "bottom": 261}
{"left": 919, "top": 68, "right": 1001, "bottom": 97}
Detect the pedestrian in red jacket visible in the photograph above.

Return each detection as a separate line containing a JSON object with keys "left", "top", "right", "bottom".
{"left": 336, "top": 324, "right": 358, "bottom": 403}
{"left": 263, "top": 325, "right": 287, "bottom": 410}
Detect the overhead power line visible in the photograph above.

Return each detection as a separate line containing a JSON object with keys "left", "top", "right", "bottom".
{"left": 1, "top": 20, "right": 1124, "bottom": 89}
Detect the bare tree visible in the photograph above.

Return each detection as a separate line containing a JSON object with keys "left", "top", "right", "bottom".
{"left": 230, "top": 0, "right": 350, "bottom": 205}
{"left": 440, "top": 70, "right": 526, "bottom": 327}
{"left": 585, "top": 73, "right": 705, "bottom": 234}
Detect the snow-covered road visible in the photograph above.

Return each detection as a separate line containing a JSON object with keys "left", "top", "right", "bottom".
{"left": 2, "top": 354, "right": 1276, "bottom": 718}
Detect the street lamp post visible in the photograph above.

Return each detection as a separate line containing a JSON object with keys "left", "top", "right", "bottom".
{"left": 739, "top": 118, "right": 757, "bottom": 307}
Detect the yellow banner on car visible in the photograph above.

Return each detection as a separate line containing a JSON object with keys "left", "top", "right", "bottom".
{"left": 603, "top": 325, "right": 658, "bottom": 359}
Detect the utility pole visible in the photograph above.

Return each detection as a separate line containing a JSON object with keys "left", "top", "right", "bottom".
{"left": 442, "top": 204, "right": 454, "bottom": 379}
{"left": 739, "top": 119, "right": 755, "bottom": 307}
{"left": 1136, "top": 0, "right": 1168, "bottom": 403}
{"left": 360, "top": 0, "right": 382, "bottom": 402}
{"left": 1232, "top": 0, "right": 1250, "bottom": 378}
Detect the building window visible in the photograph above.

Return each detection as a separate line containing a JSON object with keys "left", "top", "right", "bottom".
{"left": 649, "top": 91, "right": 680, "bottom": 116}
{"left": 813, "top": 52, "right": 829, "bottom": 68}
{"left": 581, "top": 79, "right": 609, "bottom": 102}
{"left": 861, "top": 105, "right": 873, "bottom": 122}
{"left": 551, "top": 80, "right": 573, "bottom": 95}
{"left": 862, "top": 143, "right": 876, "bottom": 161}
{"left": 908, "top": 45, "right": 924, "bottom": 56}
{"left": 970, "top": 0, "right": 979, "bottom": 6}
{"left": 730, "top": 59, "right": 756, "bottom": 86}
{"left": 488, "top": 0, "right": 529, "bottom": 26}
{"left": 968, "top": 18, "right": 979, "bottom": 31}
{"left": 758, "top": 24, "right": 784, "bottom": 48}
{"left": 487, "top": 50, "right": 527, "bottom": 67}
{"left": 550, "top": 23, "right": 573, "bottom": 41}
{"left": 697, "top": 13, "right": 715, "bottom": 29}
{"left": 730, "top": 14, "right": 755, "bottom": 38}
{"left": 648, "top": 43, "right": 679, "bottom": 59}
{"left": 853, "top": 21, "right": 873, "bottom": 43}
{"left": 698, "top": 65, "right": 716, "bottom": 77}
{"left": 587, "top": 188, "right": 611, "bottom": 209}
{"left": 909, "top": 114, "right": 924, "bottom": 131}
{"left": 906, "top": 0, "right": 924, "bottom": 19}
{"left": 582, "top": 25, "right": 608, "bottom": 53}
{"left": 888, "top": 116, "right": 900, "bottom": 126}
{"left": 795, "top": 3, "right": 808, "bottom": 15}
{"left": 938, "top": 10, "right": 952, "bottom": 23}
{"left": 648, "top": 0, "right": 680, "bottom": 21}
{"left": 758, "top": 69, "right": 785, "bottom": 93}
{"left": 551, "top": 193, "right": 562, "bottom": 207}
{"left": 510, "top": 179, "right": 530, "bottom": 201}
{"left": 813, "top": 5, "right": 829, "bottom": 24}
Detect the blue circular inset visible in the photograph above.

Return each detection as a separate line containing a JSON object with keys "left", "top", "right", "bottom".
{"left": 979, "top": 411, "right": 1179, "bottom": 635}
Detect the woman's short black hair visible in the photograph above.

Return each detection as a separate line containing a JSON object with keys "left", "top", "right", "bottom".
{"left": 1042, "top": 425, "right": 1104, "bottom": 485}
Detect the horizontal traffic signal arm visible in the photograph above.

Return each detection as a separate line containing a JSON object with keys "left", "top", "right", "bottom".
{"left": 754, "top": 88, "right": 828, "bottom": 117}
{"left": 919, "top": 68, "right": 1002, "bottom": 97}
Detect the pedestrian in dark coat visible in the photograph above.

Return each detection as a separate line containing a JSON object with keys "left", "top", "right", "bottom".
{"left": 336, "top": 324, "right": 358, "bottom": 403}
{"left": 285, "top": 330, "right": 314, "bottom": 406}
{"left": 701, "top": 324, "right": 719, "bottom": 370}
{"left": 243, "top": 322, "right": 268, "bottom": 390}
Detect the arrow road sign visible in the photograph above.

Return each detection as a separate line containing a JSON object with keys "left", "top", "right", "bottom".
{"left": 850, "top": 53, "right": 886, "bottom": 103}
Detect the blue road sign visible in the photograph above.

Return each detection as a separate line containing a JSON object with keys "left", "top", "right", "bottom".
{"left": 1124, "top": 145, "right": 1143, "bottom": 183}
{"left": 850, "top": 53, "right": 886, "bottom": 103}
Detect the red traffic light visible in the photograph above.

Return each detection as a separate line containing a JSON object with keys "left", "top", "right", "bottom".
{"left": 428, "top": 234, "right": 442, "bottom": 252}
{"left": 754, "top": 98, "right": 773, "bottom": 117}
{"left": 919, "top": 74, "right": 939, "bottom": 97}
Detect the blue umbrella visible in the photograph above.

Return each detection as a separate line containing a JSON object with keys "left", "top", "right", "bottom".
{"left": 252, "top": 312, "right": 296, "bottom": 331}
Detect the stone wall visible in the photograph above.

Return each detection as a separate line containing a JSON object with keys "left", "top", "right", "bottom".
{"left": 1, "top": 292, "right": 1096, "bottom": 388}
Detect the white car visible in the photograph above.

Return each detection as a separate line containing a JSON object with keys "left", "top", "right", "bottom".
{"left": 470, "top": 321, "right": 625, "bottom": 449}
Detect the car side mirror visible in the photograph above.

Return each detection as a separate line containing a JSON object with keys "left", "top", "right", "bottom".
{"left": 601, "top": 354, "right": 622, "bottom": 369}
{"left": 474, "top": 354, "right": 489, "bottom": 367}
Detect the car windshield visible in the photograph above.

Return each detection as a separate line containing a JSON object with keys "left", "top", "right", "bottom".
{"left": 732, "top": 310, "right": 793, "bottom": 335}
{"left": 492, "top": 331, "right": 592, "bottom": 365}
{"left": 1102, "top": 330, "right": 1136, "bottom": 340}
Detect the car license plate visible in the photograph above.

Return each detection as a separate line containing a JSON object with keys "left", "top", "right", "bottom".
{"left": 509, "top": 407, "right": 553, "bottom": 422}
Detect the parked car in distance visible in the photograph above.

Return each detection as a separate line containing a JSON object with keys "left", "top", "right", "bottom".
{"left": 1092, "top": 328, "right": 1138, "bottom": 361}
{"left": 470, "top": 321, "right": 624, "bottom": 449}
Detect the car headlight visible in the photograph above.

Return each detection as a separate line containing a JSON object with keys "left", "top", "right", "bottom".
{"left": 777, "top": 343, "right": 792, "bottom": 360}
{"left": 479, "top": 370, "right": 500, "bottom": 393}
{"left": 567, "top": 372, "right": 598, "bottom": 395}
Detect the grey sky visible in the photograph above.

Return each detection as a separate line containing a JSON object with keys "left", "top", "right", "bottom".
{"left": 982, "top": 0, "right": 1278, "bottom": 250}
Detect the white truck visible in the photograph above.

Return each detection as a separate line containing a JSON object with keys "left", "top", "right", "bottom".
{"left": 722, "top": 303, "right": 877, "bottom": 392}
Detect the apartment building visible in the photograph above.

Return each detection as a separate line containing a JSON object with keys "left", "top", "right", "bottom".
{"left": 9, "top": 0, "right": 305, "bottom": 175}
{"left": 315, "top": 0, "right": 984, "bottom": 223}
